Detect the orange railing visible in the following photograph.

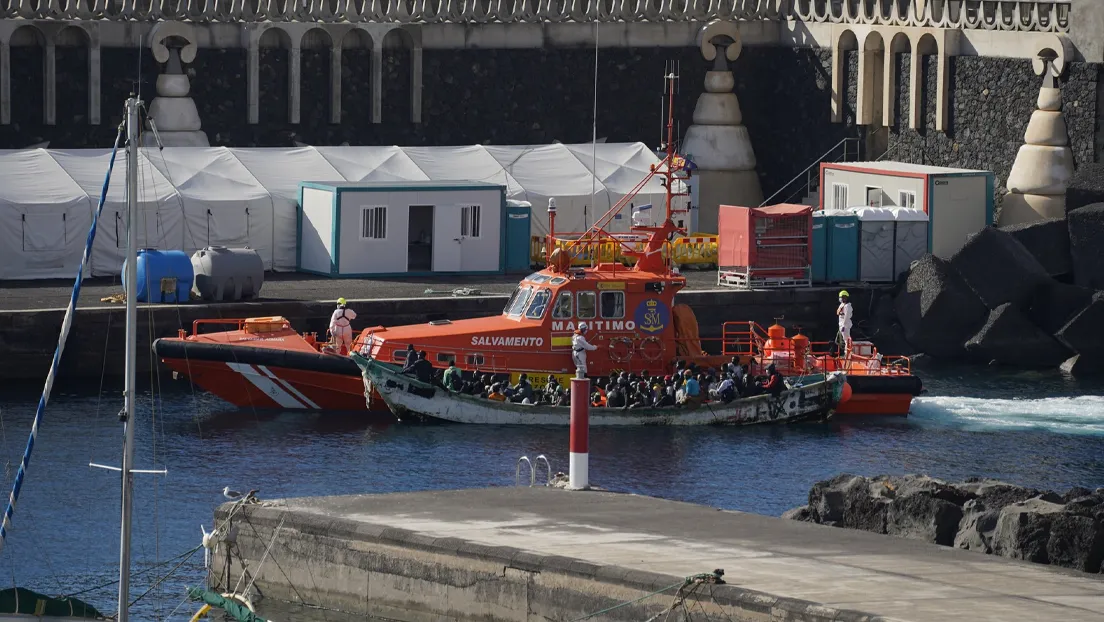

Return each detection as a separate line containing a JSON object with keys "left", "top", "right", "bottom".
{"left": 529, "top": 234, "right": 719, "bottom": 269}
{"left": 721, "top": 321, "right": 912, "bottom": 377}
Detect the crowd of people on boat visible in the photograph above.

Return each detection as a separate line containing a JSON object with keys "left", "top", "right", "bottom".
{"left": 398, "top": 346, "right": 789, "bottom": 409}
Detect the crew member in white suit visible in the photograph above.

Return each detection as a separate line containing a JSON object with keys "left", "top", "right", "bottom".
{"left": 329, "top": 297, "right": 357, "bottom": 354}
{"left": 571, "top": 323, "right": 597, "bottom": 375}
{"left": 837, "top": 290, "right": 853, "bottom": 355}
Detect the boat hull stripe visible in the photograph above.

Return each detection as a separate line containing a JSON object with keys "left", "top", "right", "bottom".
{"left": 225, "top": 362, "right": 306, "bottom": 409}
{"left": 257, "top": 365, "right": 321, "bottom": 409}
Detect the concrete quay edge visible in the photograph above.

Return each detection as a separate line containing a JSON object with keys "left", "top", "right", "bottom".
{"left": 220, "top": 500, "right": 894, "bottom": 622}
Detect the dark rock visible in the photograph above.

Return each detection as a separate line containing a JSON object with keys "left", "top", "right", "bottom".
{"left": 991, "top": 498, "right": 1065, "bottom": 563}
{"left": 807, "top": 473, "right": 854, "bottom": 525}
{"left": 949, "top": 227, "right": 1051, "bottom": 308}
{"left": 886, "top": 491, "right": 964, "bottom": 546}
{"left": 1056, "top": 292, "right": 1104, "bottom": 356}
{"left": 1063, "top": 487, "right": 1096, "bottom": 503}
{"left": 894, "top": 255, "right": 989, "bottom": 358}
{"left": 965, "top": 303, "right": 1072, "bottom": 367}
{"left": 1000, "top": 218, "right": 1072, "bottom": 279}
{"left": 1060, "top": 354, "right": 1104, "bottom": 377}
{"left": 1047, "top": 513, "right": 1104, "bottom": 573}
{"left": 954, "top": 499, "right": 1001, "bottom": 553}
{"left": 1026, "top": 281, "right": 1094, "bottom": 335}
{"left": 1067, "top": 203, "right": 1104, "bottom": 289}
{"left": 806, "top": 474, "right": 891, "bottom": 533}
{"left": 1064, "top": 494, "right": 1104, "bottom": 518}
{"left": 1068, "top": 163, "right": 1104, "bottom": 212}
{"left": 781, "top": 506, "right": 813, "bottom": 522}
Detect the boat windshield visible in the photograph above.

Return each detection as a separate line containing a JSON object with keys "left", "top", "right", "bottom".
{"left": 506, "top": 286, "right": 533, "bottom": 317}
{"left": 528, "top": 273, "right": 551, "bottom": 284}
{"left": 525, "top": 289, "right": 552, "bottom": 319}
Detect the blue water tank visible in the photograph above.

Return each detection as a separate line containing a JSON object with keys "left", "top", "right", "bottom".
{"left": 826, "top": 212, "right": 859, "bottom": 283}
{"left": 811, "top": 211, "right": 828, "bottom": 283}
{"left": 123, "top": 250, "right": 194, "bottom": 303}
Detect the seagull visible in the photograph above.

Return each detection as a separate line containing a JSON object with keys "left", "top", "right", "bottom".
{"left": 223, "top": 486, "right": 242, "bottom": 500}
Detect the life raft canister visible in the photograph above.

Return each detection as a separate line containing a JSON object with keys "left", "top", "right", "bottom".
{"left": 243, "top": 316, "right": 288, "bottom": 334}
{"left": 763, "top": 322, "right": 791, "bottom": 358}
{"left": 791, "top": 332, "right": 810, "bottom": 372}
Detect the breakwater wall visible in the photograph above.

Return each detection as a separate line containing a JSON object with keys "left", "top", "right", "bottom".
{"left": 0, "top": 286, "right": 879, "bottom": 382}
{"left": 208, "top": 487, "right": 1104, "bottom": 621}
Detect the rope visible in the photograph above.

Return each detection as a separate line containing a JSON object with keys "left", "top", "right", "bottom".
{"left": 128, "top": 545, "right": 201, "bottom": 608}
{"left": 0, "top": 127, "right": 124, "bottom": 556}
{"left": 62, "top": 544, "right": 203, "bottom": 599}
{"left": 570, "top": 572, "right": 721, "bottom": 622}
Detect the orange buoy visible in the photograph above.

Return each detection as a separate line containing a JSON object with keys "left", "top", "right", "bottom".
{"left": 791, "top": 332, "right": 809, "bottom": 371}
{"left": 838, "top": 381, "right": 853, "bottom": 405}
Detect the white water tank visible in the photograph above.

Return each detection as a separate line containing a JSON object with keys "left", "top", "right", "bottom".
{"left": 191, "top": 246, "right": 265, "bottom": 302}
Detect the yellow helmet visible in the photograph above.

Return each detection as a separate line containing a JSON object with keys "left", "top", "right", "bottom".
{"left": 838, "top": 290, "right": 849, "bottom": 298}
{"left": 337, "top": 297, "right": 347, "bottom": 306}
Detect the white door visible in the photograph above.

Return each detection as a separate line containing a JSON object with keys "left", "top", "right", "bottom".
{"left": 432, "top": 206, "right": 462, "bottom": 272}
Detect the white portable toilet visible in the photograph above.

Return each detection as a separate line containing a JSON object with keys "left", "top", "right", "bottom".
{"left": 852, "top": 207, "right": 896, "bottom": 282}
{"left": 894, "top": 208, "right": 930, "bottom": 280}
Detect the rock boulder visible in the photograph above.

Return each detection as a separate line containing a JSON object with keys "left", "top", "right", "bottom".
{"left": 965, "top": 303, "right": 1072, "bottom": 367}
{"left": 949, "top": 227, "right": 1051, "bottom": 308}
{"left": 895, "top": 255, "right": 989, "bottom": 358}
{"left": 954, "top": 499, "right": 1001, "bottom": 553}
{"left": 886, "top": 490, "right": 963, "bottom": 546}
{"left": 1067, "top": 203, "right": 1104, "bottom": 288}
{"left": 1056, "top": 292, "right": 1104, "bottom": 356}
{"left": 992, "top": 498, "right": 1065, "bottom": 563}
{"left": 1027, "top": 281, "right": 1094, "bottom": 335}
{"left": 1000, "top": 218, "right": 1072, "bottom": 279}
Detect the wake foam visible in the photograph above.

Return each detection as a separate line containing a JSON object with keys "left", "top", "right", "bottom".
{"left": 911, "top": 395, "right": 1104, "bottom": 434}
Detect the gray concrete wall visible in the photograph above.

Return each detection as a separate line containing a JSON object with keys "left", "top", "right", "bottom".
{"left": 209, "top": 502, "right": 875, "bottom": 622}
{"left": 0, "top": 286, "right": 878, "bottom": 382}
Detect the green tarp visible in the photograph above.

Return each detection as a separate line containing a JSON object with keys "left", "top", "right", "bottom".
{"left": 187, "top": 587, "right": 268, "bottom": 622}
{"left": 0, "top": 587, "right": 103, "bottom": 618}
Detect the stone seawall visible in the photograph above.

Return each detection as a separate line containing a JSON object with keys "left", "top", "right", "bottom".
{"left": 0, "top": 286, "right": 876, "bottom": 382}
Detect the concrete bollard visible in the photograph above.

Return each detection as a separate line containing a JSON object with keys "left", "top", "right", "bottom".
{"left": 569, "top": 372, "right": 590, "bottom": 490}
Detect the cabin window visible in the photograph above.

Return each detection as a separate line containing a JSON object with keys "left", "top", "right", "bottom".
{"left": 831, "top": 183, "right": 848, "bottom": 210}
{"left": 527, "top": 272, "right": 550, "bottom": 284}
{"left": 550, "top": 277, "right": 566, "bottom": 285}
{"left": 506, "top": 286, "right": 533, "bottom": 317}
{"left": 436, "top": 352, "right": 456, "bottom": 364}
{"left": 551, "top": 291, "right": 572, "bottom": 319}
{"left": 577, "top": 291, "right": 597, "bottom": 319}
{"left": 392, "top": 350, "right": 407, "bottom": 362}
{"left": 466, "top": 354, "right": 485, "bottom": 366}
{"left": 525, "top": 289, "right": 552, "bottom": 319}
{"left": 361, "top": 206, "right": 387, "bottom": 239}
{"left": 600, "top": 291, "right": 625, "bottom": 319}
{"left": 461, "top": 205, "right": 481, "bottom": 238}
{"left": 899, "top": 190, "right": 916, "bottom": 209}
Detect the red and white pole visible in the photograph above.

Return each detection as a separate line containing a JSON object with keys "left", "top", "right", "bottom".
{"left": 569, "top": 371, "right": 590, "bottom": 490}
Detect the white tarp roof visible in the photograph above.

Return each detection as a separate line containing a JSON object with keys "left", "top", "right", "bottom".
{"left": 0, "top": 143, "right": 673, "bottom": 280}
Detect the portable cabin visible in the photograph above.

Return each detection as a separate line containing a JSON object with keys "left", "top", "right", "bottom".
{"left": 825, "top": 209, "right": 859, "bottom": 283}
{"left": 811, "top": 211, "right": 827, "bottom": 283}
{"left": 297, "top": 181, "right": 512, "bottom": 277}
{"left": 819, "top": 162, "right": 994, "bottom": 258}
{"left": 853, "top": 207, "right": 896, "bottom": 282}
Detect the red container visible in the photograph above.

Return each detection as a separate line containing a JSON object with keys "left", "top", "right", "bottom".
{"left": 718, "top": 203, "right": 812, "bottom": 275}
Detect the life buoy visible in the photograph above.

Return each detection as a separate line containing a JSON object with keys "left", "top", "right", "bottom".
{"left": 638, "top": 336, "right": 663, "bottom": 361}
{"left": 609, "top": 337, "right": 633, "bottom": 362}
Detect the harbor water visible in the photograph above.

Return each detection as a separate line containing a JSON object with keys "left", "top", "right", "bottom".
{"left": 0, "top": 362, "right": 1102, "bottom": 620}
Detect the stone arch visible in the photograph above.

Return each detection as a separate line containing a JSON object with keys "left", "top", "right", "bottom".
{"left": 300, "top": 27, "right": 333, "bottom": 127}
{"left": 909, "top": 31, "right": 939, "bottom": 130}
{"left": 258, "top": 26, "right": 292, "bottom": 124}
{"left": 54, "top": 25, "right": 91, "bottom": 126}
{"left": 381, "top": 27, "right": 413, "bottom": 126}
{"left": 8, "top": 24, "right": 46, "bottom": 127}
{"left": 340, "top": 28, "right": 373, "bottom": 126}
{"left": 858, "top": 30, "right": 885, "bottom": 129}
{"left": 831, "top": 28, "right": 859, "bottom": 124}
{"left": 885, "top": 30, "right": 912, "bottom": 128}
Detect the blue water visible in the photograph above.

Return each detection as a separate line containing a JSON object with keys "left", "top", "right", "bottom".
{"left": 0, "top": 360, "right": 1103, "bottom": 619}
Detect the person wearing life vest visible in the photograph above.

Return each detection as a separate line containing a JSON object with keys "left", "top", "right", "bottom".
{"left": 836, "top": 290, "right": 853, "bottom": 356}
{"left": 329, "top": 297, "right": 357, "bottom": 354}
{"left": 571, "top": 322, "right": 598, "bottom": 375}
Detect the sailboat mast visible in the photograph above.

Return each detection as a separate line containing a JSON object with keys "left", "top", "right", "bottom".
{"left": 664, "top": 73, "right": 676, "bottom": 225}
{"left": 117, "top": 95, "right": 141, "bottom": 622}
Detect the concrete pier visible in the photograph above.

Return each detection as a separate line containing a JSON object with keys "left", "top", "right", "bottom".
{"left": 212, "top": 488, "right": 1104, "bottom": 622}
{"left": 0, "top": 274, "right": 883, "bottom": 382}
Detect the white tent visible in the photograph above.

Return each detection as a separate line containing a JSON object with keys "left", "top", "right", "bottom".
{"left": 49, "top": 149, "right": 184, "bottom": 277}
{"left": 146, "top": 148, "right": 277, "bottom": 270}
{"left": 0, "top": 150, "right": 93, "bottom": 280}
{"left": 230, "top": 147, "right": 343, "bottom": 272}
{"left": 0, "top": 143, "right": 673, "bottom": 280}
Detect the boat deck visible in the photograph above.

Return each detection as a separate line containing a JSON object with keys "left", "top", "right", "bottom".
{"left": 218, "top": 487, "right": 1104, "bottom": 622}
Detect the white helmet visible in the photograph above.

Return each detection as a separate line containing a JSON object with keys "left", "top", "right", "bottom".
{"left": 577, "top": 322, "right": 588, "bottom": 331}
